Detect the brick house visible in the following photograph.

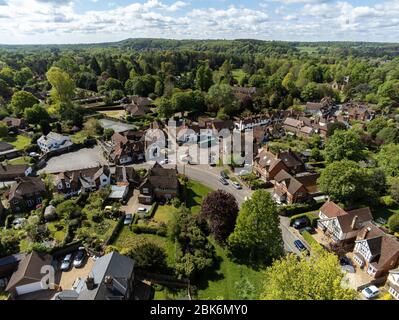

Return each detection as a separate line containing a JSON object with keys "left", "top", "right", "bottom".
{"left": 7, "top": 177, "right": 46, "bottom": 213}
{"left": 352, "top": 222, "right": 399, "bottom": 279}
{"left": 253, "top": 146, "right": 306, "bottom": 181}
{"left": 138, "top": 163, "right": 179, "bottom": 204}
{"left": 317, "top": 201, "right": 373, "bottom": 244}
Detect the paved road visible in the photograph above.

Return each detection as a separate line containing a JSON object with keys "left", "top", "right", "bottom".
{"left": 132, "top": 161, "right": 303, "bottom": 256}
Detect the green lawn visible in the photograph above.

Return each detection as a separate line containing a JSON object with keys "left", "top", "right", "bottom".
{"left": 7, "top": 156, "right": 32, "bottom": 165}
{"left": 70, "top": 131, "right": 89, "bottom": 144}
{"left": 152, "top": 204, "right": 179, "bottom": 224}
{"left": 185, "top": 179, "right": 213, "bottom": 213}
{"left": 1, "top": 135, "right": 31, "bottom": 150}
{"left": 196, "top": 239, "right": 265, "bottom": 300}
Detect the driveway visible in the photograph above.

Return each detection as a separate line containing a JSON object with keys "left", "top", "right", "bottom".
{"left": 58, "top": 257, "right": 95, "bottom": 291}
{"left": 38, "top": 146, "right": 108, "bottom": 174}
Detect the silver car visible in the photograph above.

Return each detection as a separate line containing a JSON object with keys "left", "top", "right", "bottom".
{"left": 60, "top": 254, "right": 73, "bottom": 271}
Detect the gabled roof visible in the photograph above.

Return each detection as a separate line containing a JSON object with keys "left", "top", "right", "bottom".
{"left": 319, "top": 201, "right": 347, "bottom": 218}
{"left": 8, "top": 177, "right": 46, "bottom": 200}
{"left": 0, "top": 164, "right": 29, "bottom": 179}
{"left": 77, "top": 251, "right": 134, "bottom": 300}
{"left": 6, "top": 251, "right": 52, "bottom": 292}
{"left": 274, "top": 169, "right": 305, "bottom": 195}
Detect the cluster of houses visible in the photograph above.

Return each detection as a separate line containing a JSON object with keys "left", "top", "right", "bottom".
{"left": 315, "top": 200, "right": 399, "bottom": 299}
{"left": 253, "top": 146, "right": 320, "bottom": 204}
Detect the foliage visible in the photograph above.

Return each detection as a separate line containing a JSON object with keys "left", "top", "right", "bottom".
{"left": 388, "top": 213, "right": 399, "bottom": 233}
{"left": 261, "top": 251, "right": 357, "bottom": 300}
{"left": 46, "top": 66, "right": 75, "bottom": 107}
{"left": 375, "top": 143, "right": 399, "bottom": 178}
{"left": 324, "top": 130, "right": 365, "bottom": 163}
{"left": 228, "top": 190, "right": 283, "bottom": 265}
{"left": 290, "top": 212, "right": 319, "bottom": 227}
{"left": 200, "top": 190, "right": 238, "bottom": 244}
{"left": 123, "top": 241, "right": 167, "bottom": 272}
{"left": 11, "top": 90, "right": 38, "bottom": 115}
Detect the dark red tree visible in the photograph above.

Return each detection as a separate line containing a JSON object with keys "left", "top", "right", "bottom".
{"left": 200, "top": 190, "right": 239, "bottom": 244}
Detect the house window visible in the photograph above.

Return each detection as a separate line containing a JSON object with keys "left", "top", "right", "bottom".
{"left": 367, "top": 266, "right": 376, "bottom": 276}
{"left": 143, "top": 188, "right": 149, "bottom": 194}
{"left": 66, "top": 182, "right": 70, "bottom": 188}
{"left": 27, "top": 199, "right": 34, "bottom": 207}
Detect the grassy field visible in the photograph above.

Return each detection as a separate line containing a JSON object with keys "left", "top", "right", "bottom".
{"left": 372, "top": 204, "right": 399, "bottom": 225}
{"left": 1, "top": 135, "right": 31, "bottom": 150}
{"left": 196, "top": 239, "right": 265, "bottom": 300}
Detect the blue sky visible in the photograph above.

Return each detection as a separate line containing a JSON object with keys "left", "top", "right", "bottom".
{"left": 0, "top": 0, "right": 398, "bottom": 44}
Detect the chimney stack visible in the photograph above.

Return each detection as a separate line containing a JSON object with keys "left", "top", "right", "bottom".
{"left": 86, "top": 276, "right": 95, "bottom": 290}
{"left": 351, "top": 215, "right": 358, "bottom": 230}
{"left": 104, "top": 276, "right": 114, "bottom": 289}
{"left": 363, "top": 226, "right": 372, "bottom": 239}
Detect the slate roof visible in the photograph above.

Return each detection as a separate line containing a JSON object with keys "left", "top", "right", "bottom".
{"left": 8, "top": 177, "right": 45, "bottom": 199}
{"left": 77, "top": 252, "right": 134, "bottom": 300}
{"left": 6, "top": 251, "right": 52, "bottom": 292}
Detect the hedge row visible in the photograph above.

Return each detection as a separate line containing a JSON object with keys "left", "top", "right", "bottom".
{"left": 105, "top": 215, "right": 125, "bottom": 246}
{"left": 302, "top": 231, "right": 324, "bottom": 251}
{"left": 290, "top": 211, "right": 319, "bottom": 227}
{"left": 278, "top": 201, "right": 322, "bottom": 217}
{"left": 145, "top": 202, "right": 158, "bottom": 219}
{"left": 131, "top": 224, "right": 167, "bottom": 237}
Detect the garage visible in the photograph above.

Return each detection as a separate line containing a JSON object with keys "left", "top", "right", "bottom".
{"left": 16, "top": 281, "right": 43, "bottom": 295}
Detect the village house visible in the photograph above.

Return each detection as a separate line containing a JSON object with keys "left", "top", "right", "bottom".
{"left": 387, "top": 268, "right": 399, "bottom": 300}
{"left": 283, "top": 117, "right": 315, "bottom": 137}
{"left": 340, "top": 102, "right": 376, "bottom": 122}
{"left": 0, "top": 164, "right": 32, "bottom": 181}
{"left": 5, "top": 251, "right": 53, "bottom": 297}
{"left": 104, "top": 130, "right": 145, "bottom": 165}
{"left": 37, "top": 132, "right": 73, "bottom": 154}
{"left": 54, "top": 251, "right": 139, "bottom": 300}
{"left": 352, "top": 222, "right": 399, "bottom": 279}
{"left": 0, "top": 117, "right": 28, "bottom": 130}
{"left": 124, "top": 96, "right": 153, "bottom": 118}
{"left": 53, "top": 165, "right": 111, "bottom": 196}
{"left": 317, "top": 201, "right": 374, "bottom": 244}
{"left": 233, "top": 113, "right": 271, "bottom": 131}
{"left": 7, "top": 177, "right": 46, "bottom": 213}
{"left": 113, "top": 166, "right": 140, "bottom": 187}
{"left": 273, "top": 170, "right": 320, "bottom": 204}
{"left": 253, "top": 146, "right": 306, "bottom": 181}
{"left": 138, "top": 162, "right": 179, "bottom": 204}
{"left": 304, "top": 97, "right": 335, "bottom": 117}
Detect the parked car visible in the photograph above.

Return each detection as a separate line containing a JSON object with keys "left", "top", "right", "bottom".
{"left": 292, "top": 217, "right": 308, "bottom": 229}
{"left": 299, "top": 226, "right": 314, "bottom": 235}
{"left": 73, "top": 250, "right": 86, "bottom": 268}
{"left": 60, "top": 254, "right": 73, "bottom": 271}
{"left": 219, "top": 177, "right": 228, "bottom": 185}
{"left": 159, "top": 159, "right": 169, "bottom": 165}
{"left": 12, "top": 218, "right": 26, "bottom": 229}
{"left": 232, "top": 182, "right": 242, "bottom": 189}
{"left": 124, "top": 213, "right": 133, "bottom": 225}
{"left": 294, "top": 240, "right": 306, "bottom": 251}
{"left": 220, "top": 171, "right": 229, "bottom": 179}
{"left": 361, "top": 285, "right": 380, "bottom": 299}
{"left": 29, "top": 152, "right": 40, "bottom": 157}
{"left": 137, "top": 207, "right": 148, "bottom": 213}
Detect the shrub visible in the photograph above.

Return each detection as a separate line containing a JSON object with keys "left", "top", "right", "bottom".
{"left": 388, "top": 213, "right": 399, "bottom": 233}
{"left": 302, "top": 231, "right": 323, "bottom": 251}
{"left": 131, "top": 224, "right": 166, "bottom": 236}
{"left": 145, "top": 202, "right": 158, "bottom": 219}
{"left": 171, "top": 197, "right": 181, "bottom": 208}
{"left": 380, "top": 195, "right": 396, "bottom": 208}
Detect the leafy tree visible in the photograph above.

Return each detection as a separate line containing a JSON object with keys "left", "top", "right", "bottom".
{"left": 116, "top": 60, "right": 129, "bottom": 84}
{"left": 10, "top": 90, "right": 38, "bottom": 115}
{"left": 157, "top": 97, "right": 174, "bottom": 118}
{"left": 324, "top": 130, "right": 364, "bottom": 163}
{"left": 366, "top": 116, "right": 388, "bottom": 138}
{"left": 124, "top": 241, "right": 167, "bottom": 273}
{"left": 14, "top": 67, "right": 33, "bottom": 86}
{"left": 46, "top": 66, "right": 75, "bottom": 106}
{"left": 55, "top": 199, "right": 80, "bottom": 220}
{"left": 327, "top": 122, "right": 347, "bottom": 137}
{"left": 200, "top": 190, "right": 238, "bottom": 244}
{"left": 89, "top": 57, "right": 101, "bottom": 76}
{"left": 207, "top": 84, "right": 234, "bottom": 112}
{"left": 76, "top": 72, "right": 97, "bottom": 91}
{"left": 125, "top": 75, "right": 155, "bottom": 96}
{"left": 0, "top": 229, "right": 20, "bottom": 258}
{"left": 0, "top": 66, "right": 14, "bottom": 85}
{"left": 228, "top": 190, "right": 283, "bottom": 265}
{"left": 103, "top": 128, "right": 115, "bottom": 140}
{"left": 301, "top": 82, "right": 322, "bottom": 101}
{"left": 376, "top": 126, "right": 399, "bottom": 145}
{"left": 235, "top": 275, "right": 256, "bottom": 300}
{"left": 24, "top": 104, "right": 50, "bottom": 125}
{"left": 195, "top": 65, "right": 213, "bottom": 91}
{"left": 318, "top": 159, "right": 378, "bottom": 205}
{"left": 104, "top": 77, "right": 124, "bottom": 91}
{"left": 388, "top": 213, "right": 399, "bottom": 233}
{"left": 376, "top": 143, "right": 399, "bottom": 177}
{"left": 0, "top": 79, "right": 12, "bottom": 99}
{"left": 84, "top": 118, "right": 103, "bottom": 136}
{"left": 389, "top": 176, "right": 399, "bottom": 203}
{"left": 261, "top": 251, "right": 357, "bottom": 300}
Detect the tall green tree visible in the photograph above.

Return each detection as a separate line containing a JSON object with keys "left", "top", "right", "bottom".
{"left": 195, "top": 65, "right": 213, "bottom": 91}
{"left": 46, "top": 66, "right": 75, "bottom": 107}
{"left": 11, "top": 90, "right": 38, "bottom": 115}
{"left": 228, "top": 190, "right": 283, "bottom": 265}
{"left": 324, "top": 130, "right": 365, "bottom": 163}
{"left": 261, "top": 251, "right": 357, "bottom": 300}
